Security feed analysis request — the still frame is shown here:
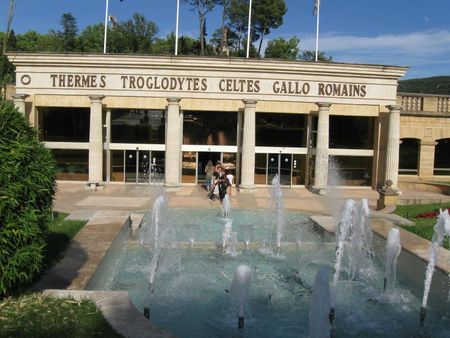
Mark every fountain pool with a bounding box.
[87,208,450,337]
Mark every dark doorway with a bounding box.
[197,152,221,182]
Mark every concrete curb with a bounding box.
[43,289,174,338]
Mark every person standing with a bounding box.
[205,160,215,191]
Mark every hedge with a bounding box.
[0,99,56,295]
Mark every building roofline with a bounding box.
[6,52,408,80]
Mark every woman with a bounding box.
[204,160,215,191]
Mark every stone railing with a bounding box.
[398,92,450,114]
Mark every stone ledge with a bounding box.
[43,289,174,338]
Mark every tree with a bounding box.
[78,24,104,53]
[252,0,286,56]
[300,50,333,62]
[264,36,299,60]
[214,0,231,55]
[184,0,216,56]
[0,99,56,295]
[16,30,40,52]
[151,33,176,55]
[226,0,249,52]
[59,13,78,52]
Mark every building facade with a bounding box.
[8,53,412,191]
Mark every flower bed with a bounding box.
[416,208,450,219]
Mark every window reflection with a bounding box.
[111,109,165,144]
[183,111,237,145]
[51,149,89,181]
[329,156,372,186]
[254,153,267,184]
[329,116,374,149]
[256,113,306,147]
[41,107,90,142]
[399,138,419,175]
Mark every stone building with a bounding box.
[8,53,447,193]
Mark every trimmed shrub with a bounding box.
[0,99,56,295]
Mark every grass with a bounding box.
[394,202,450,250]
[0,212,124,338]
[0,293,122,338]
[42,212,87,269]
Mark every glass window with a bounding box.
[222,153,237,178]
[151,151,165,182]
[183,111,237,145]
[111,109,165,144]
[329,116,374,149]
[182,151,197,183]
[434,138,450,175]
[111,150,124,182]
[51,149,89,181]
[292,154,306,185]
[329,156,372,186]
[399,138,419,175]
[256,113,306,147]
[255,153,267,185]
[41,107,90,142]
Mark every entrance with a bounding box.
[197,152,221,181]
[125,150,150,183]
[268,153,292,185]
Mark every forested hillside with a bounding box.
[398,76,450,95]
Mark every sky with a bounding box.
[1,0,450,79]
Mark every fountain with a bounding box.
[420,209,450,325]
[270,174,285,254]
[230,264,252,329]
[330,199,373,322]
[222,219,232,254]
[384,228,401,293]
[86,196,450,337]
[308,267,331,338]
[222,194,231,219]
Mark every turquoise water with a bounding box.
[88,208,450,337]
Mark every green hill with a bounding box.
[398,76,450,95]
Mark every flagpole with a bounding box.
[246,0,252,58]
[314,0,320,62]
[175,0,180,56]
[103,0,109,54]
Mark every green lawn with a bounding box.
[394,202,450,250]
[0,293,122,338]
[0,212,124,338]
[42,212,87,269]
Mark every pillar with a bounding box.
[88,95,104,187]
[12,94,28,117]
[385,105,402,190]
[164,98,182,188]
[418,140,436,179]
[105,109,112,183]
[312,102,331,194]
[240,99,257,189]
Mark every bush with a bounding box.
[0,99,56,295]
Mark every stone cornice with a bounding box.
[6,53,408,80]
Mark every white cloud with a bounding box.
[299,30,450,77]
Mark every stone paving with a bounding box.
[39,182,450,338]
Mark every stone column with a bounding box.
[12,94,29,117]
[105,109,112,183]
[385,105,402,190]
[88,95,104,188]
[312,102,331,194]
[240,99,257,189]
[164,98,182,188]
[418,140,436,179]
